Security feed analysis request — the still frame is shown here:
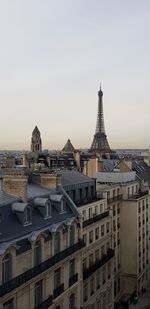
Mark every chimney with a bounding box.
[32,172,62,189]
[2,170,28,202]
[73,150,81,171]
[83,157,98,178]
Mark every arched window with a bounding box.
[69,294,75,309]
[34,240,41,266]
[54,232,60,254]
[69,225,75,246]
[24,207,31,225]
[2,253,12,283]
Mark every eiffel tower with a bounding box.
[90,84,111,158]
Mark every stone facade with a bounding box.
[31,126,42,153]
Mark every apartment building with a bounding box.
[97,184,122,303]
[121,181,149,294]
[61,170,114,309]
[96,161,150,305]
[0,171,83,309]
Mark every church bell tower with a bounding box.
[31,126,42,153]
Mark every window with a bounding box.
[95,249,99,262]
[127,187,130,197]
[24,207,31,225]
[102,266,106,284]
[89,231,93,243]
[100,204,103,213]
[108,262,111,279]
[106,242,110,251]
[89,253,93,266]
[83,283,88,302]
[69,225,75,246]
[69,259,75,278]
[95,227,99,240]
[83,233,87,245]
[2,254,12,283]
[89,208,92,218]
[35,281,42,307]
[106,222,109,233]
[85,187,89,199]
[69,294,75,309]
[101,225,104,236]
[54,231,60,254]
[96,271,100,289]
[95,205,98,215]
[45,202,51,218]
[82,210,86,220]
[3,299,13,309]
[83,258,87,271]
[101,245,105,257]
[79,188,82,201]
[73,190,76,202]
[113,219,116,231]
[91,186,94,198]
[54,268,61,290]
[108,288,112,304]
[113,189,116,199]
[61,199,66,213]
[96,302,101,309]
[90,277,94,295]
[34,240,41,266]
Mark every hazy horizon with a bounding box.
[0,0,150,150]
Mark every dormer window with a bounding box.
[11,203,32,226]
[34,198,51,219]
[45,201,51,218]
[24,207,31,225]
[50,194,65,214]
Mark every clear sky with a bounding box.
[0,0,150,150]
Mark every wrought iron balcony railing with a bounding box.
[69,273,78,287]
[127,190,148,200]
[107,195,123,204]
[83,211,109,227]
[0,240,85,297]
[83,248,114,280]
[35,295,53,309]
[53,283,64,299]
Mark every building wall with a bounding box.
[0,223,83,309]
[79,199,114,309]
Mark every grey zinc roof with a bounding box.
[61,170,95,186]
[11,202,28,213]
[0,181,80,243]
[27,183,54,199]
[132,160,150,182]
[102,159,118,172]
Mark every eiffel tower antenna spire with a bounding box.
[90,84,111,158]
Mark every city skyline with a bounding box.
[1,0,150,150]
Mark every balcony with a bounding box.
[76,197,102,207]
[83,211,109,227]
[0,240,85,297]
[107,195,123,204]
[53,283,64,299]
[127,191,148,200]
[69,273,78,287]
[83,248,114,280]
[35,295,53,309]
